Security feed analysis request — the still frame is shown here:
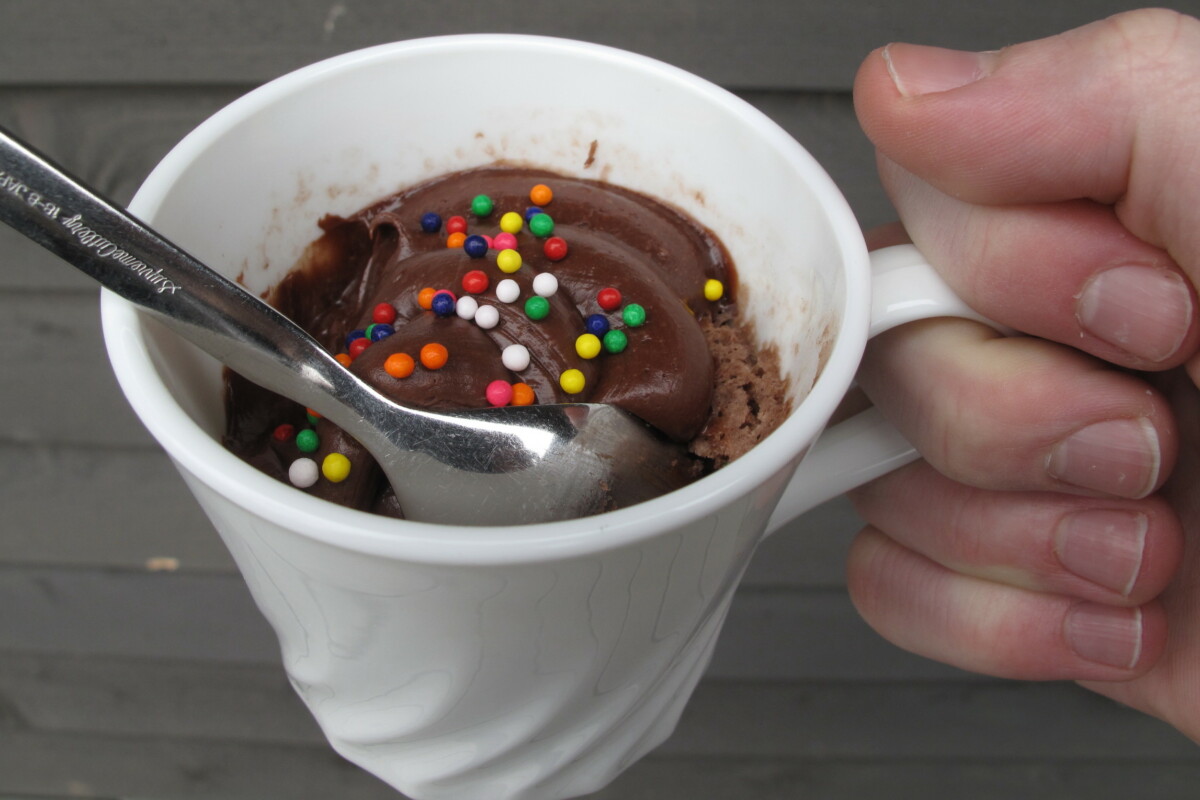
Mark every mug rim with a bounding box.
[100,33,871,565]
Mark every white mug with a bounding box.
[100,35,994,800]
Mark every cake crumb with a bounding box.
[691,310,791,467]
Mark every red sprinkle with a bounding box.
[272,423,295,442]
[597,287,622,311]
[462,269,489,294]
[543,236,568,261]
[349,337,371,359]
[446,215,468,235]
[373,302,397,324]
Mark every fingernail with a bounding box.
[1065,604,1143,669]
[1047,418,1161,498]
[1077,265,1194,363]
[1055,510,1148,596]
[882,43,997,97]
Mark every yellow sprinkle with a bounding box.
[496,248,523,274]
[575,333,602,359]
[703,278,725,302]
[499,211,524,234]
[322,453,352,483]
[559,369,586,394]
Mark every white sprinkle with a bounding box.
[456,295,479,320]
[288,458,319,488]
[474,304,500,329]
[496,279,521,303]
[502,344,531,371]
[532,272,559,297]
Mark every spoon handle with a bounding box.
[0,125,388,429]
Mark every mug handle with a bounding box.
[765,244,1012,535]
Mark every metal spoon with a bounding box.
[0,126,694,525]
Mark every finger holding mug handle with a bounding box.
[767,243,1013,532]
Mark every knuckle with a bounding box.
[1104,9,1200,82]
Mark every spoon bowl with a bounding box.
[0,126,693,525]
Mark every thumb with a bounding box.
[854,9,1200,264]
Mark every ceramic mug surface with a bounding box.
[100,34,962,800]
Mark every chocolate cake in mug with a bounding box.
[223,166,791,517]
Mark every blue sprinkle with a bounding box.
[346,329,366,348]
[431,293,456,317]
[524,205,543,221]
[463,234,488,258]
[420,212,442,233]
[369,323,395,341]
[584,314,610,336]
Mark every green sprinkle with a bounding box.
[528,212,554,237]
[470,194,494,217]
[602,329,628,354]
[524,295,551,321]
[622,303,647,327]
[295,428,320,453]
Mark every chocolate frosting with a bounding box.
[224,167,738,516]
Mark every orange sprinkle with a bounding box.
[334,353,353,368]
[417,287,437,309]
[420,342,449,370]
[306,407,322,420]
[511,382,536,406]
[529,184,553,206]
[446,231,467,248]
[384,352,415,379]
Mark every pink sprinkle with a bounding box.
[493,232,518,251]
[482,235,495,249]
[486,380,514,407]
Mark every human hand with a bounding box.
[849,8,1200,740]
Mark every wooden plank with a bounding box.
[0,565,970,680]
[746,495,862,589]
[2,649,1190,759]
[0,86,246,210]
[603,759,1200,800]
[0,443,227,570]
[5,743,1200,800]
[0,226,93,293]
[664,681,1197,760]
[0,568,281,666]
[7,742,1200,800]
[0,653,320,744]
[0,730,399,799]
[0,294,154,447]
[713,588,974,681]
[744,90,889,229]
[1,0,1193,89]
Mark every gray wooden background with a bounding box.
[3,2,1199,798]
